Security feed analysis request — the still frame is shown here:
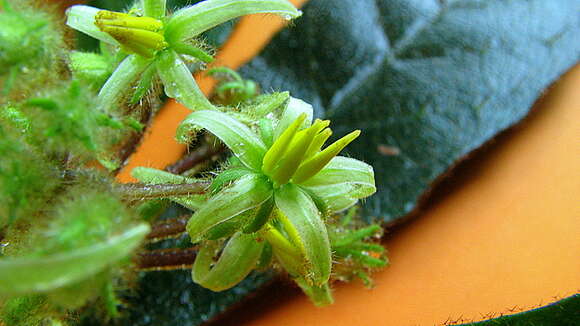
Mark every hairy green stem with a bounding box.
[116,182,209,199]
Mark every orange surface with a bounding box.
[115,2,580,325]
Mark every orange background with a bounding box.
[116,2,580,325]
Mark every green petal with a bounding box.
[65,5,120,46]
[274,97,313,140]
[177,110,267,170]
[300,156,376,213]
[143,0,166,19]
[0,224,149,295]
[187,174,272,242]
[156,49,214,111]
[131,167,207,210]
[165,0,302,45]
[274,184,331,285]
[192,232,264,291]
[97,54,152,112]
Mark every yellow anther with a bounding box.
[96,11,163,32]
[270,119,328,185]
[262,113,307,175]
[95,10,167,57]
[292,130,361,184]
[99,26,168,49]
[304,128,332,159]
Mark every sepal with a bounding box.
[97,54,152,112]
[192,232,264,291]
[66,6,120,46]
[187,173,272,242]
[274,97,313,139]
[177,110,267,170]
[156,50,214,111]
[165,0,302,45]
[300,156,376,213]
[274,184,331,285]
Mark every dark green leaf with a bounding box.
[457,294,580,326]
[240,0,580,223]
[115,270,274,326]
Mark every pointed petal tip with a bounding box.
[291,129,362,184]
[312,119,330,130]
[350,129,362,138]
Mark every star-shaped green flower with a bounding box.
[65,0,301,111]
[175,96,376,304]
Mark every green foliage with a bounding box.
[30,187,136,256]
[0,188,148,294]
[0,124,60,228]
[69,51,116,90]
[0,3,48,71]
[0,187,148,325]
[0,10,145,323]
[46,271,113,310]
[1,295,52,326]
[0,0,66,100]
[22,81,127,163]
[240,0,580,223]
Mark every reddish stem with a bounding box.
[147,216,189,242]
[136,247,198,271]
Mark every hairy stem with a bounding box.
[116,182,209,199]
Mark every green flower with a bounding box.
[176,96,376,305]
[65,0,301,111]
